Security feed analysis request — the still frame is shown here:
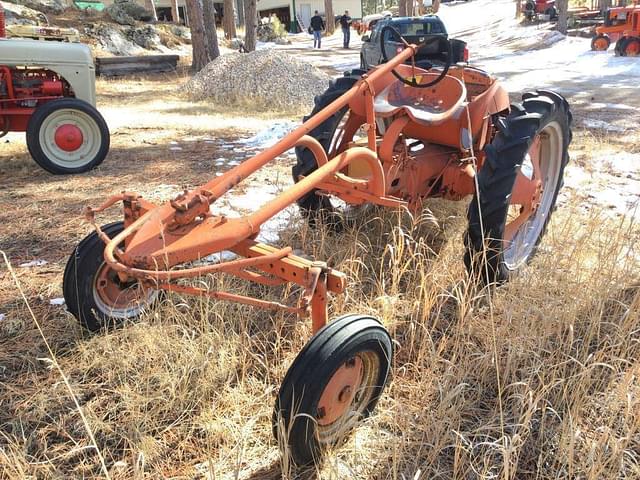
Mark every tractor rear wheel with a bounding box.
[614,38,627,56]
[26,98,109,175]
[273,314,392,466]
[63,222,158,332]
[591,34,610,51]
[622,38,640,56]
[293,71,365,226]
[465,90,572,285]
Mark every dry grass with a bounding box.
[0,194,638,478]
[1,75,639,479]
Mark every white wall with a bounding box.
[256,0,362,23]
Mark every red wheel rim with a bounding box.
[94,264,144,311]
[593,37,608,51]
[54,123,84,152]
[317,356,364,426]
[625,41,640,56]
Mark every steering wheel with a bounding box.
[380,25,453,89]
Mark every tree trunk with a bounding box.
[399,0,406,17]
[325,0,335,34]
[243,0,257,51]
[223,0,237,39]
[556,0,569,34]
[171,0,179,23]
[432,0,441,14]
[185,0,210,71]
[202,0,220,59]
[406,0,413,16]
[145,0,158,21]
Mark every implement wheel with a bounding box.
[465,90,572,284]
[273,314,392,466]
[63,222,157,332]
[26,98,109,174]
[591,34,610,51]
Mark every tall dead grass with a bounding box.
[0,199,638,479]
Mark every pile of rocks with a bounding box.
[184,49,330,111]
[105,0,153,26]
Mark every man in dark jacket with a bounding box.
[310,11,324,49]
[339,10,351,48]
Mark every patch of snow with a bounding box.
[238,121,298,150]
[0,314,5,322]
[169,146,183,151]
[582,119,627,133]
[49,298,65,306]
[19,260,47,268]
[588,103,635,111]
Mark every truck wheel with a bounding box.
[465,90,572,285]
[623,38,640,56]
[545,6,557,19]
[26,98,110,175]
[63,222,158,332]
[591,34,610,51]
[273,314,392,466]
[293,72,364,226]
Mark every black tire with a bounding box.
[360,53,367,70]
[273,314,392,466]
[63,222,156,332]
[464,90,572,285]
[591,34,611,51]
[26,98,110,175]
[545,6,557,19]
[293,72,362,222]
[614,38,627,56]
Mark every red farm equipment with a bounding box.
[591,1,640,51]
[0,4,109,174]
[63,28,572,466]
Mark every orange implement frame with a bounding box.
[84,42,513,333]
[85,46,423,333]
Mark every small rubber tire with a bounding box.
[63,222,156,332]
[293,72,362,222]
[591,34,611,51]
[272,314,393,466]
[464,90,572,285]
[26,98,110,175]
[623,38,640,57]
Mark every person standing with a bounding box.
[310,10,324,49]
[339,10,351,48]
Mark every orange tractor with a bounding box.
[591,1,640,53]
[614,7,640,56]
[63,29,572,466]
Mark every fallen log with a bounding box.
[95,54,180,76]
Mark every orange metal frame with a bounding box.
[86,44,515,333]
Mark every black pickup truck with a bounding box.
[360,16,467,70]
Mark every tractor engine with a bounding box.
[0,67,68,107]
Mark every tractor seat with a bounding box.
[373,72,467,126]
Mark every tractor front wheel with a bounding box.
[465,90,572,284]
[273,314,392,466]
[26,98,110,175]
[63,222,158,332]
[591,34,610,51]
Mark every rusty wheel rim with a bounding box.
[315,350,381,445]
[593,37,609,51]
[503,121,563,270]
[93,262,156,319]
[625,41,640,56]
